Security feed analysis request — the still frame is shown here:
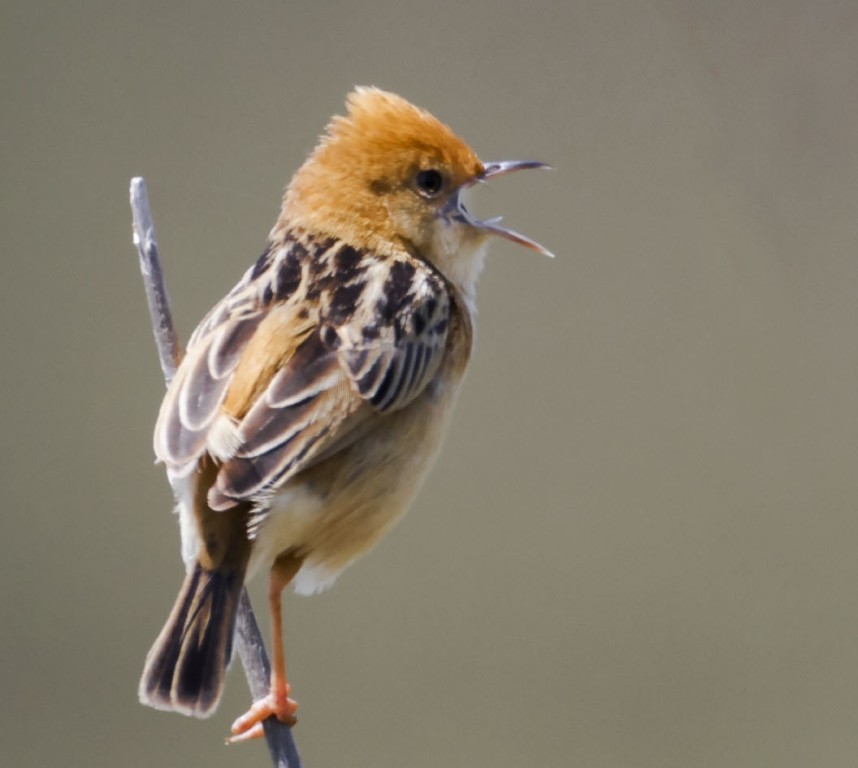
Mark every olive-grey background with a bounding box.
[3,1,858,766]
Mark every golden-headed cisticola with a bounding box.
[139,87,551,742]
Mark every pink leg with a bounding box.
[229,554,302,743]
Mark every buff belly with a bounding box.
[246,375,462,595]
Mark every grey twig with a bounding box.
[129,177,301,768]
[130,178,181,386]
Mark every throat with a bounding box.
[438,238,488,315]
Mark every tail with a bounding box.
[139,561,246,717]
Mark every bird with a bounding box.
[138,86,552,742]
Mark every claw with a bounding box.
[227,687,298,744]
[226,722,265,744]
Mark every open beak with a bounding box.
[452,160,554,258]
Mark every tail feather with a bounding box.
[139,561,245,718]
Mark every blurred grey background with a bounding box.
[2,1,858,766]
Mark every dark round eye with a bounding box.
[414,168,444,198]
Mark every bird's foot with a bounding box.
[227,684,298,743]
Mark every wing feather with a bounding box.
[337,270,450,412]
[209,334,362,510]
[155,314,264,467]
[207,259,451,513]
[156,241,454,522]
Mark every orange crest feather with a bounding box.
[277,87,483,251]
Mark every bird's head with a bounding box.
[280,87,551,295]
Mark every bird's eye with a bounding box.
[414,169,444,198]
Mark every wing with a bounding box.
[154,237,308,471]
[155,235,453,515]
[153,310,264,472]
[335,258,451,412]
[207,327,362,510]
[206,253,453,512]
